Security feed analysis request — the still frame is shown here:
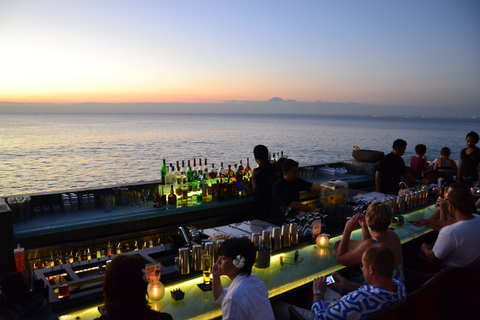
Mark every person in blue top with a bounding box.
[273,244,406,320]
[310,244,406,320]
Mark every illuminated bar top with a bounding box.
[58,205,435,320]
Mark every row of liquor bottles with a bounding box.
[33,240,159,270]
[155,153,283,207]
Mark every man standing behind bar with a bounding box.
[270,159,322,223]
[236,145,277,219]
[375,139,415,195]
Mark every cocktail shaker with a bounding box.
[290,223,298,245]
[251,232,261,247]
[192,244,202,271]
[282,225,291,247]
[272,227,282,250]
[178,247,190,275]
[263,230,272,249]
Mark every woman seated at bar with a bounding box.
[433,146,458,183]
[95,255,172,320]
[335,201,404,284]
[212,238,275,320]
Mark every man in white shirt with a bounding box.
[421,186,480,267]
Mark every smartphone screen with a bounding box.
[326,275,335,285]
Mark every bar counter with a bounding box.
[58,205,436,320]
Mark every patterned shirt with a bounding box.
[311,279,406,320]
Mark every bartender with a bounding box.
[270,159,323,224]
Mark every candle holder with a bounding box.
[316,234,330,247]
[147,281,165,301]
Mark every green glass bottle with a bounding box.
[161,158,167,185]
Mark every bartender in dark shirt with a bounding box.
[270,159,322,223]
[375,139,416,195]
[236,145,277,219]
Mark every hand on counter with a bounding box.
[413,218,427,227]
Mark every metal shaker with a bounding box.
[263,230,272,249]
[192,244,202,271]
[290,223,298,245]
[251,232,261,247]
[272,227,282,251]
[282,225,291,247]
[178,247,190,275]
[204,241,215,269]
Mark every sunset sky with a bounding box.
[1,0,479,110]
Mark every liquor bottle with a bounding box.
[57,252,63,265]
[106,241,112,256]
[68,251,74,264]
[164,166,171,185]
[82,249,87,261]
[197,158,203,180]
[87,248,92,260]
[193,158,198,181]
[142,241,147,250]
[187,160,194,185]
[244,158,252,179]
[218,162,225,180]
[226,164,234,178]
[161,158,167,185]
[116,243,122,254]
[96,247,101,259]
[280,151,284,158]
[168,184,177,205]
[168,164,176,186]
[209,163,217,181]
[125,243,130,252]
[76,250,82,262]
[134,241,139,251]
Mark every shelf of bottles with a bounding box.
[158,157,256,208]
[7,152,285,225]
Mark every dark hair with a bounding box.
[466,131,479,144]
[366,201,393,232]
[275,157,287,175]
[392,139,407,150]
[217,238,256,276]
[440,147,451,157]
[414,144,427,156]
[253,145,269,162]
[363,243,395,278]
[447,186,476,215]
[281,159,299,173]
[103,255,149,317]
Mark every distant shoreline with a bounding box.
[0,101,478,118]
[0,111,478,120]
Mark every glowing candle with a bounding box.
[147,281,165,301]
[316,234,329,247]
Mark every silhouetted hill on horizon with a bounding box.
[0,99,478,118]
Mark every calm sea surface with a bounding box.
[1,113,478,197]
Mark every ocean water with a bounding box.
[0,113,478,197]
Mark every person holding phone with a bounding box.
[273,244,406,320]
